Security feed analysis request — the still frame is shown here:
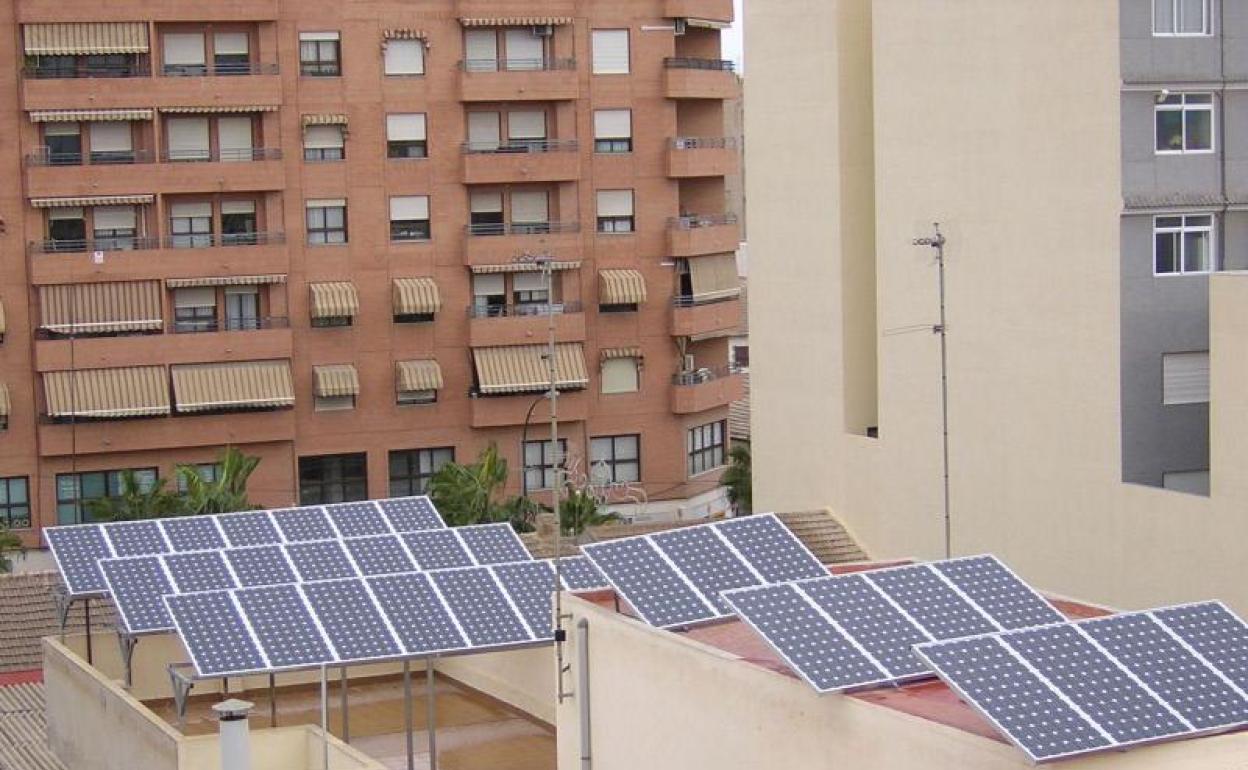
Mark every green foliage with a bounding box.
[0,525,23,574]
[85,471,183,522]
[175,447,260,515]
[559,489,617,536]
[722,442,752,515]
[429,444,513,526]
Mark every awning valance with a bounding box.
[24,22,149,55]
[473,343,588,394]
[688,254,741,302]
[0,384,9,418]
[684,18,731,29]
[171,361,294,413]
[309,282,359,319]
[383,28,429,40]
[30,109,153,123]
[460,17,573,26]
[469,261,580,275]
[160,105,279,114]
[396,360,444,392]
[313,365,359,398]
[38,281,163,334]
[44,366,170,418]
[166,275,286,289]
[302,114,349,127]
[393,278,441,315]
[600,346,641,361]
[31,194,152,208]
[598,269,647,305]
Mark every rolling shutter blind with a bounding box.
[163,33,206,65]
[89,122,132,153]
[508,110,546,139]
[214,32,249,55]
[171,202,213,219]
[304,125,343,149]
[467,112,501,147]
[44,123,80,137]
[300,31,340,42]
[597,190,634,217]
[504,28,543,69]
[512,272,545,292]
[470,191,503,214]
[601,357,639,394]
[591,29,629,74]
[387,114,427,141]
[167,117,210,159]
[174,287,216,308]
[385,39,425,74]
[1162,351,1210,405]
[93,206,136,230]
[473,274,505,295]
[594,110,631,139]
[218,117,253,159]
[221,201,255,215]
[464,29,497,62]
[390,196,429,221]
[510,191,548,223]
[48,207,84,221]
[688,254,741,301]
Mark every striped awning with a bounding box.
[470,261,580,275]
[30,195,153,208]
[24,22,149,55]
[171,361,294,413]
[598,269,647,305]
[600,346,641,361]
[0,383,9,417]
[44,366,170,419]
[166,275,286,289]
[689,254,742,302]
[160,105,279,114]
[302,114,349,127]
[473,343,588,394]
[30,109,153,123]
[383,28,429,40]
[393,278,441,316]
[313,365,360,397]
[460,17,573,26]
[309,282,359,319]
[38,281,163,334]
[396,360,444,392]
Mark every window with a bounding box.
[463,29,499,72]
[512,271,549,309]
[390,196,431,241]
[221,201,258,245]
[387,113,428,158]
[298,453,367,504]
[315,394,356,411]
[592,29,629,74]
[384,39,425,75]
[174,287,217,332]
[594,109,632,153]
[43,123,82,165]
[523,439,567,492]
[1155,214,1214,274]
[687,420,726,476]
[596,190,635,233]
[56,468,157,525]
[507,109,547,149]
[469,191,505,235]
[510,190,549,233]
[398,388,437,405]
[169,202,214,248]
[166,116,211,161]
[88,122,134,164]
[1154,0,1210,36]
[504,27,545,71]
[303,125,345,161]
[225,286,260,330]
[163,33,207,76]
[389,447,453,496]
[601,357,640,394]
[472,274,507,316]
[176,463,221,493]
[47,207,87,251]
[731,343,750,369]
[306,200,348,244]
[218,116,254,162]
[213,32,250,74]
[299,32,341,76]
[92,206,138,250]
[590,435,640,485]
[312,316,352,328]
[0,477,31,530]
[1162,351,1209,405]
[467,111,501,152]
[1156,93,1213,153]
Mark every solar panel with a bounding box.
[798,574,931,678]
[284,540,357,582]
[159,517,225,552]
[932,556,1064,630]
[378,496,444,532]
[217,511,283,547]
[402,530,474,570]
[368,573,466,655]
[866,565,998,640]
[225,545,297,587]
[713,514,826,582]
[44,526,114,596]
[100,557,175,634]
[429,567,532,647]
[343,535,415,576]
[651,526,761,614]
[493,561,558,640]
[457,523,532,565]
[1154,602,1248,692]
[271,507,335,542]
[581,537,717,628]
[301,579,402,661]
[103,521,169,557]
[555,555,609,591]
[324,501,389,537]
[165,551,236,594]
[235,584,334,668]
[165,591,267,678]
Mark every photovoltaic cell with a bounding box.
[713,514,826,583]
[165,591,266,677]
[44,526,113,596]
[343,535,415,576]
[301,580,401,660]
[798,574,931,678]
[217,512,283,547]
[324,502,389,538]
[378,496,444,532]
[100,557,174,634]
[271,507,335,543]
[555,555,609,591]
[368,573,466,654]
[235,584,334,668]
[493,561,558,640]
[159,517,225,553]
[429,568,531,647]
[103,521,169,557]
[457,523,531,565]
[402,530,474,570]
[933,556,1064,630]
[651,527,760,614]
[285,540,357,582]
[165,551,236,594]
[225,545,297,587]
[867,565,998,640]
[581,537,716,628]
[1154,602,1248,693]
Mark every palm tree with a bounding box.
[176,447,260,515]
[722,443,752,515]
[0,525,23,574]
[86,471,183,522]
[428,444,511,526]
[559,489,617,537]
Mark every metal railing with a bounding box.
[23,63,151,79]
[462,139,578,154]
[468,301,583,319]
[670,136,739,150]
[160,62,280,77]
[30,236,160,254]
[663,57,735,71]
[161,231,286,249]
[672,291,741,308]
[26,149,157,166]
[171,316,290,334]
[667,213,738,230]
[460,57,577,72]
[466,221,579,237]
[672,363,743,386]
[160,147,283,163]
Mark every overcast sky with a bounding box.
[724,0,744,70]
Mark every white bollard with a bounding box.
[212,698,255,770]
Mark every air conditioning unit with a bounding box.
[532,24,554,37]
[673,18,687,35]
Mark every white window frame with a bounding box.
[1153,213,1215,275]
[1155,92,1215,155]
[1153,0,1212,37]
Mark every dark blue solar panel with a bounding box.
[493,561,558,640]
[798,575,931,678]
[271,507,335,542]
[217,512,282,547]
[368,573,466,655]
[343,535,415,576]
[160,517,225,552]
[457,524,531,565]
[165,551,236,594]
[324,501,389,537]
[225,545,296,587]
[166,591,266,677]
[402,530,474,570]
[933,556,1064,630]
[917,637,1112,762]
[302,580,401,661]
[651,527,760,614]
[867,565,997,640]
[429,568,531,647]
[713,514,826,583]
[722,583,888,692]
[235,584,334,668]
[100,557,174,633]
[45,526,113,596]
[284,541,357,582]
[1155,603,1248,693]
[378,497,445,532]
[556,556,608,591]
[103,521,169,557]
[1003,625,1187,744]
[1082,613,1248,731]
[582,537,716,628]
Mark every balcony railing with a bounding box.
[466,221,579,237]
[23,62,151,79]
[460,57,577,72]
[670,137,739,150]
[462,139,578,154]
[663,57,736,72]
[673,292,740,308]
[160,148,283,163]
[468,301,583,319]
[160,232,286,249]
[672,363,743,386]
[26,149,157,167]
[160,62,280,77]
[171,316,290,334]
[30,232,285,254]
[668,213,739,230]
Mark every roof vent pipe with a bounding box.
[213,698,254,770]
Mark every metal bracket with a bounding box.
[118,632,138,688]
[53,587,72,636]
[168,663,196,727]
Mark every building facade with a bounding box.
[0,0,743,548]
[749,0,1248,614]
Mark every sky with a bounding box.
[724,0,745,70]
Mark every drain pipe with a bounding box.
[212,699,254,770]
[577,618,592,770]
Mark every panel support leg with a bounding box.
[403,661,414,770]
[118,632,137,688]
[269,673,277,727]
[168,664,195,729]
[340,665,349,743]
[427,657,438,770]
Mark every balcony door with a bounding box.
[225,286,260,331]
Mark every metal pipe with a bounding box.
[320,666,329,770]
[84,599,93,665]
[577,618,592,770]
[912,224,951,559]
[427,658,438,770]
[403,661,414,770]
[340,665,349,742]
[268,673,276,727]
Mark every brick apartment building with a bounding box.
[0,0,743,548]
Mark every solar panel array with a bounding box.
[720,555,1065,693]
[580,513,827,628]
[915,601,1248,763]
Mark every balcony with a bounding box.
[467,303,586,347]
[671,294,742,338]
[455,0,574,17]
[469,388,588,428]
[15,0,278,21]
[35,323,291,372]
[664,0,733,21]
[25,149,284,197]
[663,58,738,100]
[458,59,579,102]
[21,65,282,111]
[667,137,739,178]
[38,408,294,457]
[671,365,745,414]
[29,233,288,285]
[462,141,581,184]
[667,214,740,256]
[464,222,580,266]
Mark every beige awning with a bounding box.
[473,343,588,394]
[460,17,573,26]
[309,282,359,319]
[393,278,441,316]
[160,105,279,114]
[0,298,6,336]
[384,28,429,40]
[0,383,9,417]
[38,281,163,334]
[44,366,170,418]
[600,346,641,361]
[470,261,580,275]
[30,109,153,123]
[31,195,152,208]
[24,22,149,55]
[685,18,731,29]
[302,114,349,127]
[396,360,444,392]
[598,269,647,305]
[688,254,741,302]
[166,275,286,289]
[171,361,294,413]
[313,365,359,398]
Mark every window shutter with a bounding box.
[390,196,429,221]
[512,272,546,292]
[306,198,347,209]
[92,206,136,230]
[89,122,132,153]
[387,113,427,141]
[470,191,503,214]
[596,189,634,217]
[473,274,505,295]
[601,358,639,394]
[167,117,210,158]
[507,110,547,140]
[221,201,255,215]
[464,29,497,62]
[467,112,501,147]
[504,28,543,69]
[174,287,217,308]
[48,207,84,221]
[1162,351,1210,405]
[300,31,340,42]
[163,33,206,65]
[44,122,80,137]
[303,125,344,149]
[384,39,425,74]
[510,191,548,223]
[171,202,213,219]
[217,117,253,159]
[594,109,631,139]
[591,29,629,74]
[213,32,249,55]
